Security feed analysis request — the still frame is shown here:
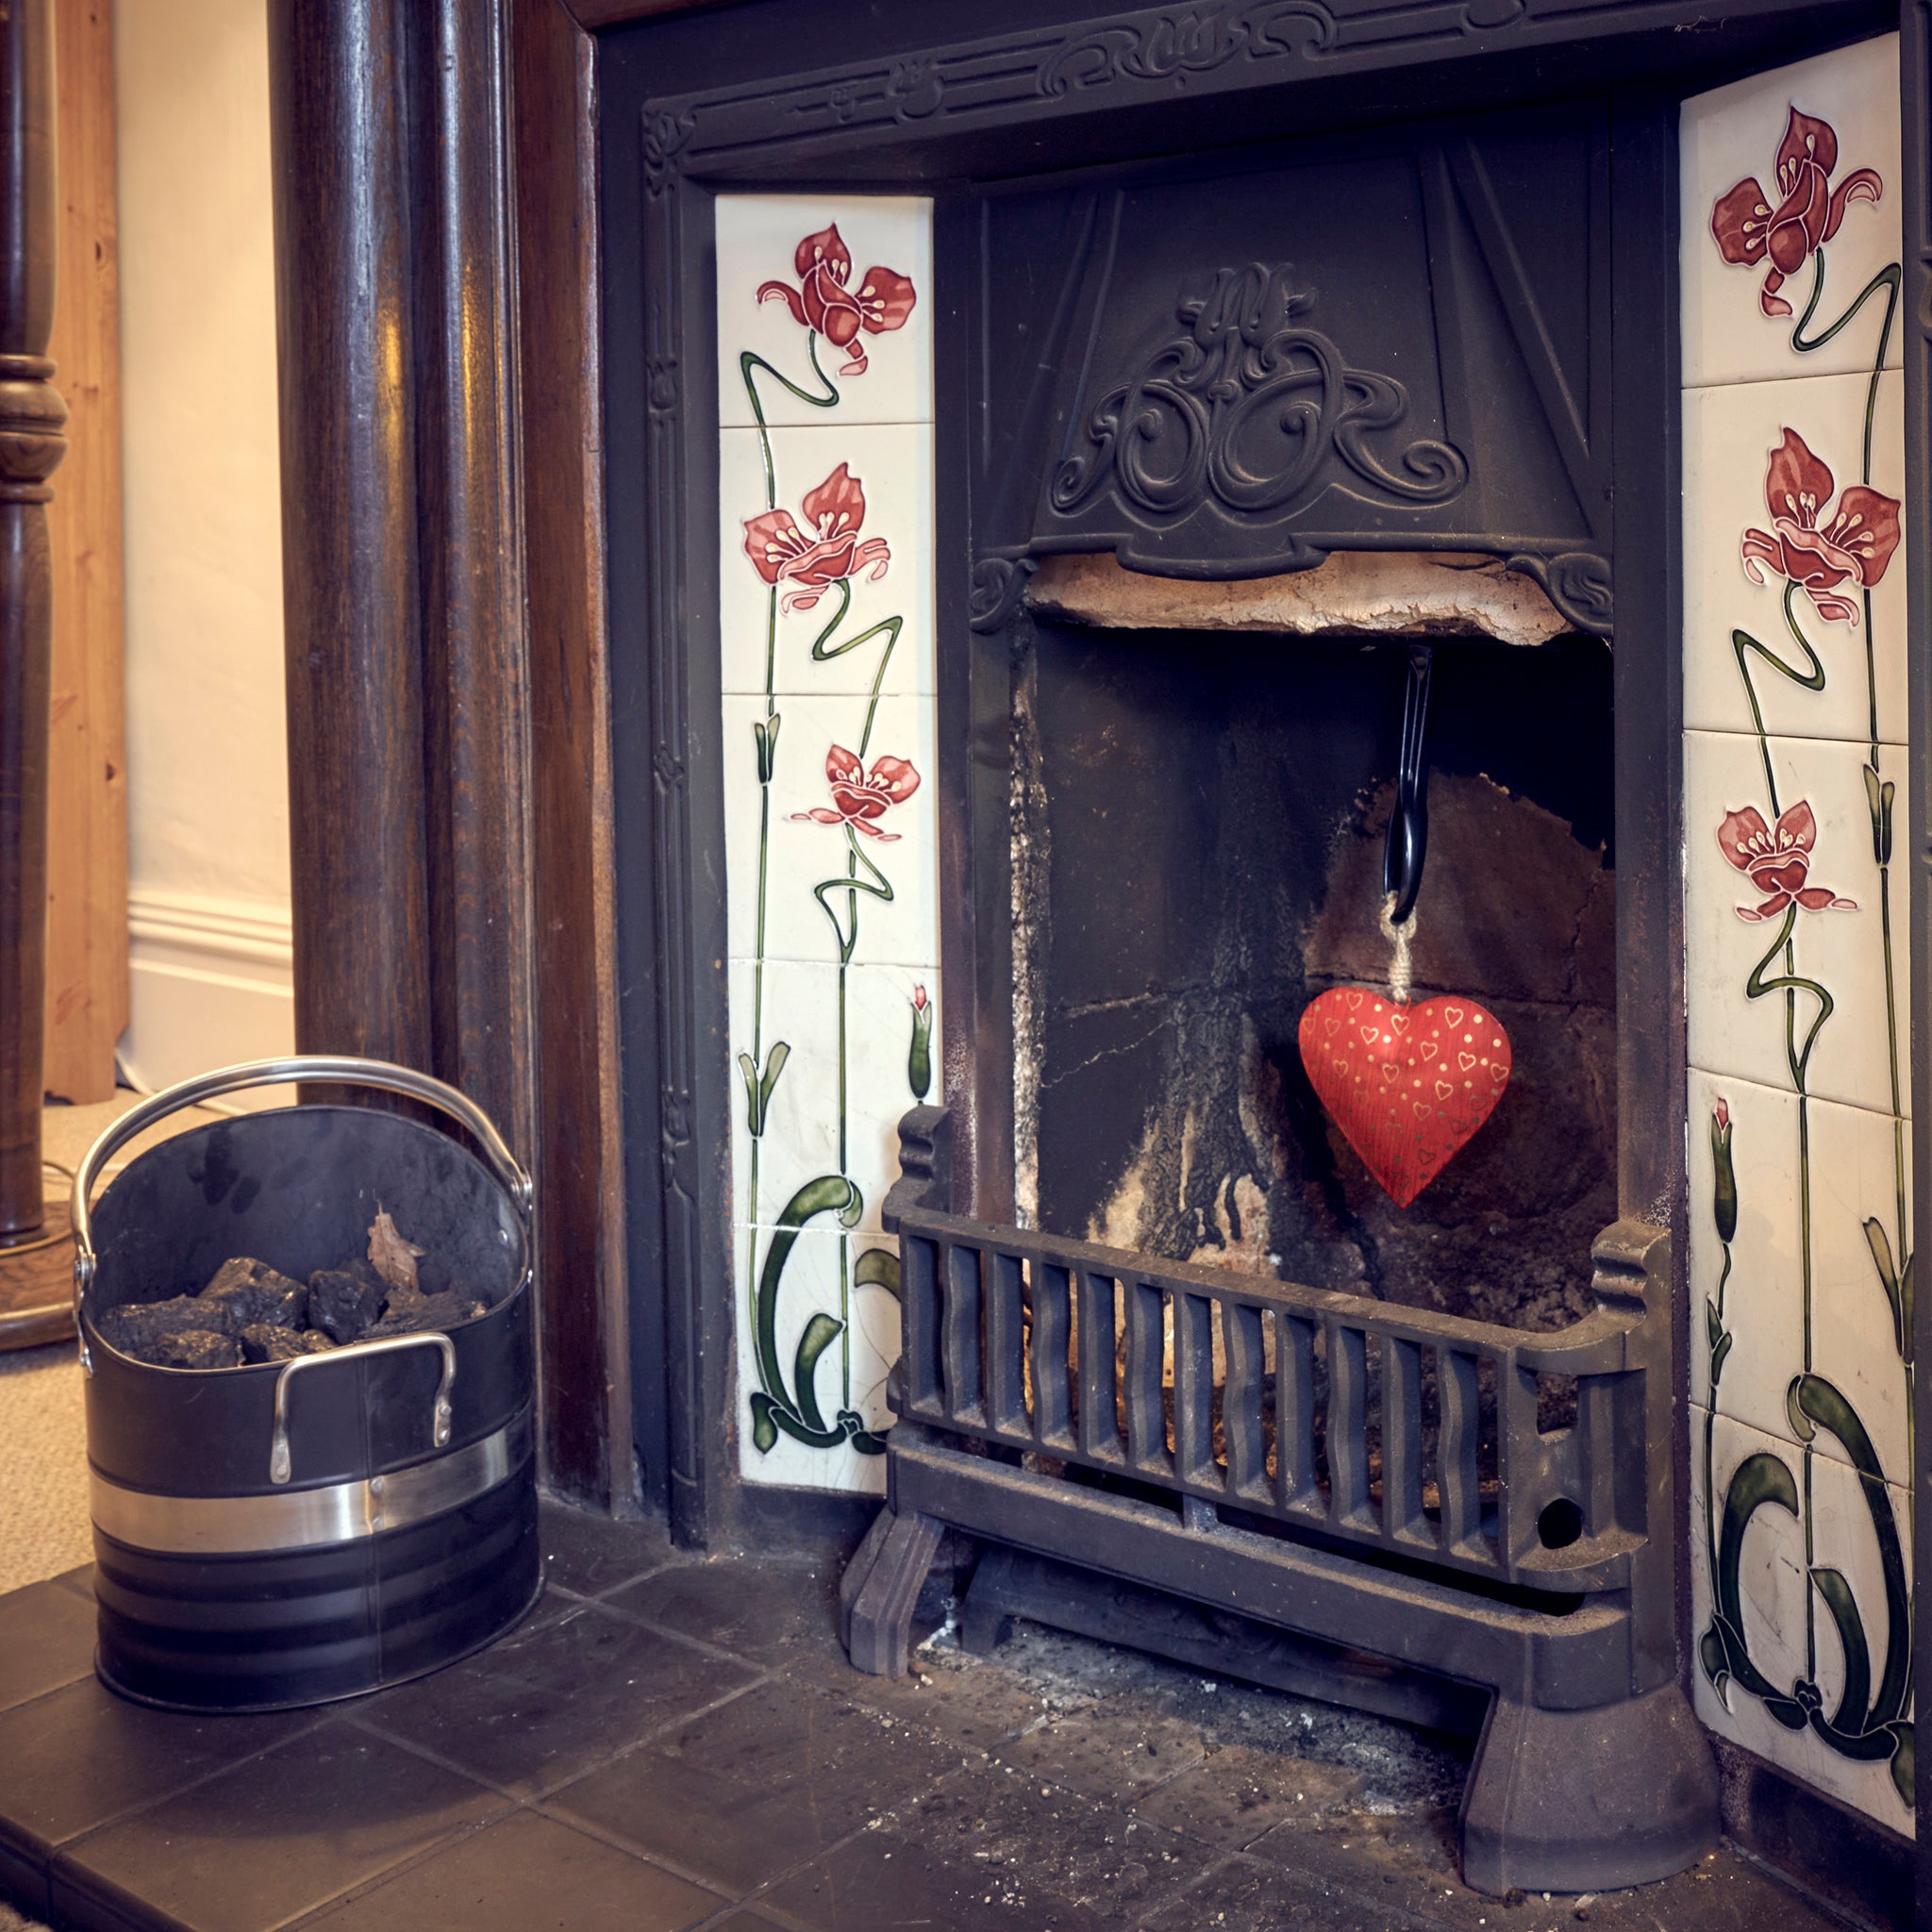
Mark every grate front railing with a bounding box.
[891,1202,1652,1595]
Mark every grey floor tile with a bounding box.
[0,1581,95,1718]
[605,1556,840,1665]
[897,1760,1218,1926]
[298,1808,724,1931]
[51,1720,507,1932]
[758,1823,1112,1932]
[0,1676,314,1866]
[538,1499,675,1598]
[353,1600,761,1797]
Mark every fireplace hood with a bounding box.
[971,104,1615,638]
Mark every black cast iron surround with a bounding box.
[596,0,1929,1878]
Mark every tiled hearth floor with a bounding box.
[0,1503,1866,1932]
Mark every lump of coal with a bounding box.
[240,1324,338,1366]
[147,1329,243,1371]
[198,1256,308,1331]
[367,1284,490,1338]
[308,1259,388,1344]
[97,1295,236,1360]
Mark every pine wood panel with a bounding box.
[42,0,126,1103]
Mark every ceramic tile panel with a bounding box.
[1680,34,1913,1832]
[1682,370,1907,744]
[715,195,933,429]
[1685,728,1909,1119]
[720,423,936,699]
[718,195,937,1491]
[721,690,940,972]
[728,958,939,1241]
[1689,1407,1913,1827]
[1686,1067,1910,1483]
[731,1224,900,1494]
[1681,35,1902,389]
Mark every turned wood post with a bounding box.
[0,0,66,1245]
[266,0,434,1079]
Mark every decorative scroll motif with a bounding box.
[642,109,695,196]
[1049,263,1468,527]
[885,58,944,119]
[967,554,1039,632]
[1039,3,1337,97]
[1504,550,1613,636]
[632,0,1629,184]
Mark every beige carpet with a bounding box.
[0,1091,226,1594]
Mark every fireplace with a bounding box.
[580,0,1927,1910]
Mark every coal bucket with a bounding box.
[70,1057,541,1712]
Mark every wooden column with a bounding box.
[0,0,67,1245]
[268,0,612,1491]
[266,0,434,1080]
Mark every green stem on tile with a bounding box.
[740,334,840,1414]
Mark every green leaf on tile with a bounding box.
[855,1246,902,1298]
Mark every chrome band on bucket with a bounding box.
[90,1408,531,1557]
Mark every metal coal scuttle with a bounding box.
[71,1057,541,1712]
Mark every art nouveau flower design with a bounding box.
[1711,106,1882,317]
[743,462,891,613]
[791,745,920,841]
[1740,429,1900,625]
[908,984,933,1101]
[758,223,917,375]
[1716,801,1856,922]
[1700,94,1912,1822]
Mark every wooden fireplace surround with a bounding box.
[271,11,1932,1874]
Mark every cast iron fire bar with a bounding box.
[841,1107,1718,1896]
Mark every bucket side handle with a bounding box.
[69,1057,535,1370]
[271,1330,457,1485]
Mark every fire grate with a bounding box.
[893,1206,1645,1599]
[841,1106,1718,1899]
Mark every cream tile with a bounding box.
[716,194,932,429]
[726,958,939,1238]
[1690,1406,1913,1829]
[1687,1068,1910,1481]
[1682,371,1907,744]
[733,1222,896,1495]
[1686,729,1910,1118]
[720,422,936,699]
[722,690,940,970]
[1681,34,1903,389]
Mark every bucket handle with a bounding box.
[70,1056,535,1365]
[271,1330,457,1485]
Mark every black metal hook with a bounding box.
[1382,644,1434,926]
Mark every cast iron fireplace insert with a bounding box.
[828,101,1709,1898]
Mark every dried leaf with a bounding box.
[368,1206,425,1291]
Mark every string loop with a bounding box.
[1379,892,1416,1005]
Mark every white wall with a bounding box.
[114,0,294,1091]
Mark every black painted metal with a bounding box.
[92,1460,540,1714]
[891,1197,1651,1596]
[990,110,1614,626]
[79,1104,539,1709]
[1384,644,1434,924]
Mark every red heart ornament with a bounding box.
[1297,989,1512,1208]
